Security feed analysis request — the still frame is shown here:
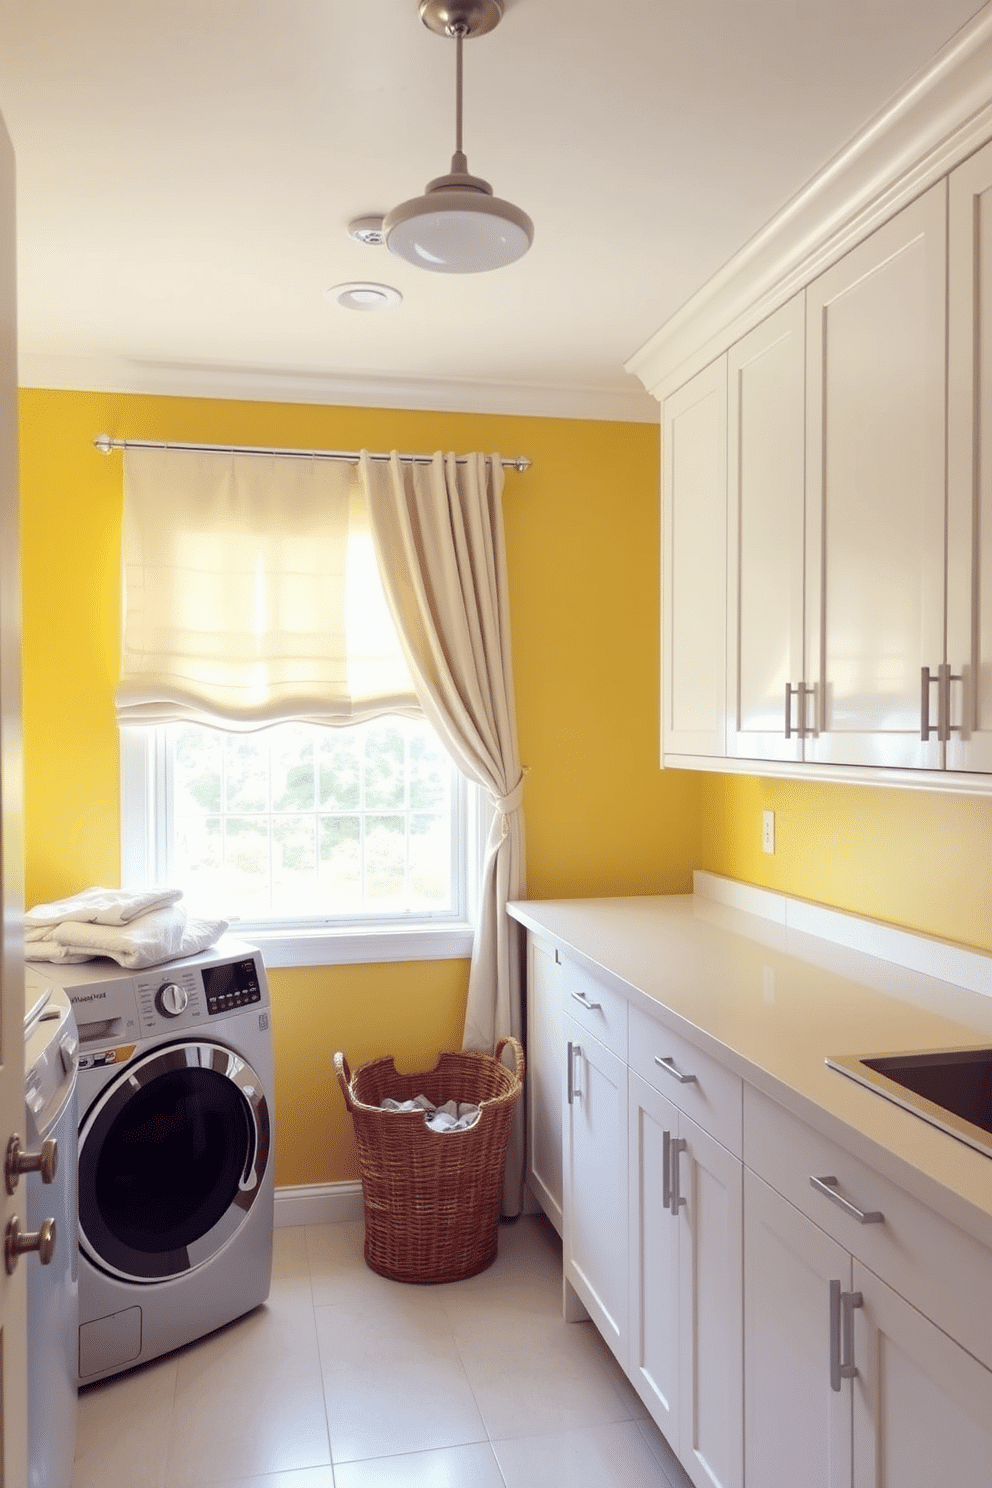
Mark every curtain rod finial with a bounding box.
[94,433,114,454]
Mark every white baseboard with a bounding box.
[274,1181,364,1228]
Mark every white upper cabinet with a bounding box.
[804,183,947,771]
[727,295,807,761]
[662,357,728,761]
[947,139,992,775]
[634,7,992,789]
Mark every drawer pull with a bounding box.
[829,1279,863,1391]
[811,1175,884,1226]
[655,1055,698,1085]
[571,990,602,1012]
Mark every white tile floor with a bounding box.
[71,1214,692,1488]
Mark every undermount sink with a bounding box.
[825,1047,992,1160]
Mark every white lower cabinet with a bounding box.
[744,1166,992,1488]
[562,1012,628,1368]
[525,935,564,1233]
[522,927,992,1488]
[629,1072,743,1488]
[744,1170,851,1488]
[852,1262,992,1487]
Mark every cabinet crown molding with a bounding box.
[627,3,992,402]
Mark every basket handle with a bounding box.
[333,1051,355,1113]
[494,1036,525,1086]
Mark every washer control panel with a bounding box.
[37,939,270,1048]
[201,957,262,1017]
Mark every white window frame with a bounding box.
[120,726,487,969]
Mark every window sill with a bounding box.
[230,921,476,969]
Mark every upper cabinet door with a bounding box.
[727,295,807,762]
[804,184,947,770]
[947,141,992,775]
[662,356,728,761]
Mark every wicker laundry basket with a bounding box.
[334,1037,525,1284]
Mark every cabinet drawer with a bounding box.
[560,959,628,1061]
[744,1084,992,1372]
[629,1002,742,1156]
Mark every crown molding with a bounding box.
[627,3,992,404]
[17,352,660,425]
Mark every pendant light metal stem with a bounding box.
[455,27,464,157]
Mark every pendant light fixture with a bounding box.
[383,0,533,274]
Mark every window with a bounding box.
[121,721,483,968]
[116,448,485,966]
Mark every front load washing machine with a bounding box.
[28,937,275,1384]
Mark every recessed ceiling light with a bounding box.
[326,282,403,312]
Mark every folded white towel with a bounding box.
[380,1094,481,1133]
[25,903,228,969]
[25,886,183,929]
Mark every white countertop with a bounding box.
[508,875,992,1250]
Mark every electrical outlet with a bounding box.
[762,810,775,854]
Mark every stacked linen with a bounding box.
[25,887,228,969]
[380,1093,482,1132]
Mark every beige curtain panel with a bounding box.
[116,448,419,728]
[361,450,526,1210]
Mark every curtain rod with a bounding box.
[93,434,531,472]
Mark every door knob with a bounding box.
[4,1216,56,1275]
[5,1134,58,1194]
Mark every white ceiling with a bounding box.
[0,0,986,421]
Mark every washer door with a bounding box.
[78,1040,270,1282]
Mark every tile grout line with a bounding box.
[302,1222,342,1485]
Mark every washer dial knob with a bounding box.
[155,982,188,1018]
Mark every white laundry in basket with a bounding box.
[380,1094,481,1132]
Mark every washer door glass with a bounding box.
[79,1041,270,1282]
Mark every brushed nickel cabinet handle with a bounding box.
[811,1175,883,1225]
[785,682,808,740]
[662,1128,671,1212]
[921,665,940,741]
[829,1279,863,1391]
[669,1136,687,1216]
[654,1055,698,1086]
[938,662,963,741]
[567,1042,581,1105]
[829,1279,842,1391]
[571,990,602,1012]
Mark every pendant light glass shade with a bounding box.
[384,0,532,274]
[384,158,533,273]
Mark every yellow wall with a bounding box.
[25,387,987,1189]
[695,772,992,954]
[19,387,699,1186]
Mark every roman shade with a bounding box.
[116,448,419,728]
